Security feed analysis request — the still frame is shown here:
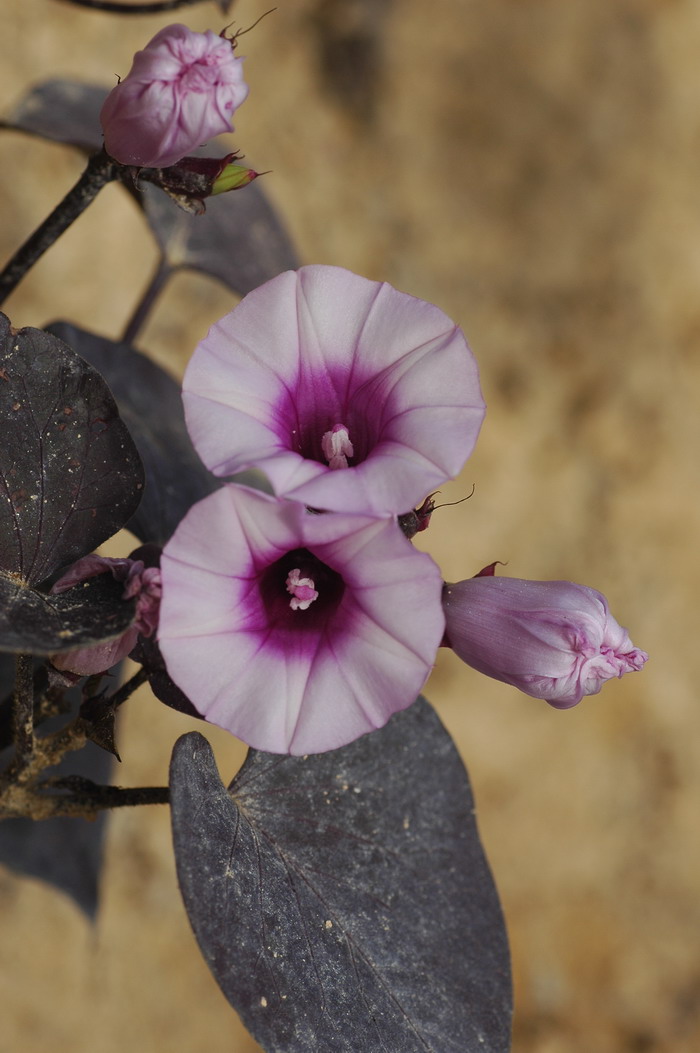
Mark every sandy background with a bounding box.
[1,0,699,1050]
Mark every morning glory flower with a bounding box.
[158,485,445,754]
[442,574,648,708]
[100,24,249,168]
[183,266,485,516]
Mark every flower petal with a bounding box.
[183,266,485,515]
[158,486,445,753]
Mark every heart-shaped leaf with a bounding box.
[170,700,512,1052]
[0,314,144,585]
[47,322,219,545]
[140,178,300,298]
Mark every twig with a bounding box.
[0,779,169,821]
[107,665,150,708]
[53,0,231,13]
[12,655,35,772]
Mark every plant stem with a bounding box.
[121,257,172,346]
[0,150,118,307]
[12,654,35,771]
[108,665,150,709]
[59,784,170,812]
[55,0,228,13]
[0,780,169,821]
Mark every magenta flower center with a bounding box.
[259,548,345,633]
[321,423,354,470]
[278,366,385,468]
[285,568,319,611]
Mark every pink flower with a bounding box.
[51,555,161,676]
[442,575,647,708]
[183,266,485,517]
[158,485,444,754]
[100,24,249,168]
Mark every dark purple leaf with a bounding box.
[141,178,300,297]
[0,314,144,585]
[79,692,121,760]
[131,633,202,720]
[170,699,512,1053]
[0,79,104,153]
[47,322,219,545]
[0,571,135,655]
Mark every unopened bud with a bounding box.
[100,23,249,169]
[50,555,161,677]
[442,574,647,708]
[211,162,258,195]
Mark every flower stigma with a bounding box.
[286,568,319,611]
[321,423,354,470]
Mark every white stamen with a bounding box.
[286,568,319,611]
[321,423,354,470]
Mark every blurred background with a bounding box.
[1,1,698,1050]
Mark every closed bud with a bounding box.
[100,23,249,169]
[211,161,258,194]
[442,575,647,708]
[50,555,161,677]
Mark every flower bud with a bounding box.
[50,555,161,677]
[100,24,249,168]
[211,160,258,194]
[442,575,647,708]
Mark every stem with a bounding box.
[0,150,118,307]
[0,780,169,821]
[54,0,229,12]
[59,784,170,811]
[12,654,35,770]
[108,665,149,709]
[121,258,172,345]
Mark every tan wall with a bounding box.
[1,1,698,1050]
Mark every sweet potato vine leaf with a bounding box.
[46,322,219,546]
[0,315,143,652]
[170,699,512,1053]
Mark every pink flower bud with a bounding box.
[442,576,647,708]
[100,24,249,168]
[50,555,161,677]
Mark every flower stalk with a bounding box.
[12,654,35,773]
[0,663,160,820]
[59,0,227,13]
